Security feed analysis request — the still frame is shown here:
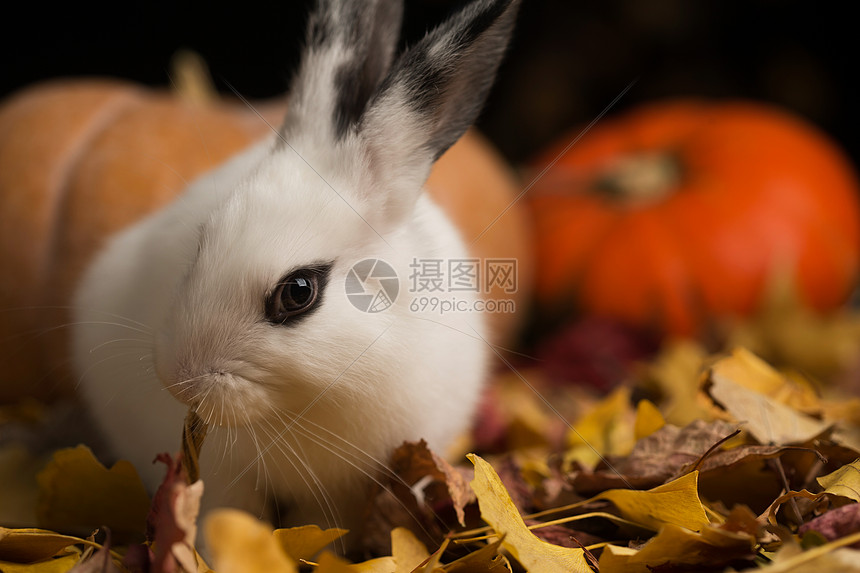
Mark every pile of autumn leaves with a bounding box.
[3,344,860,572]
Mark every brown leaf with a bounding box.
[687,444,819,477]
[363,441,477,554]
[429,450,475,527]
[147,453,204,573]
[718,504,775,547]
[68,533,123,573]
[494,457,532,514]
[573,419,738,492]
[525,520,602,550]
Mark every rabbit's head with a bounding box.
[153,0,521,438]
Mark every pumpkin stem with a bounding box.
[596,152,680,205]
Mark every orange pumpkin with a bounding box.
[528,99,860,336]
[0,79,532,402]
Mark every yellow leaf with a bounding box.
[347,555,397,572]
[0,527,95,563]
[593,472,709,532]
[708,351,830,445]
[0,553,82,573]
[644,340,714,426]
[598,522,755,573]
[440,538,509,572]
[758,530,860,572]
[596,544,639,572]
[817,459,860,502]
[204,509,296,573]
[566,387,635,467]
[711,348,821,413]
[391,528,429,573]
[634,399,665,440]
[35,446,150,542]
[467,454,591,573]
[272,525,348,561]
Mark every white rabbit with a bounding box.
[73,0,520,535]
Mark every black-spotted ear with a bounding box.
[358,0,520,220]
[283,0,403,141]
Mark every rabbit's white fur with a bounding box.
[73,0,518,530]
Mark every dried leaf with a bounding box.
[35,446,150,542]
[643,340,714,426]
[147,453,205,573]
[633,399,664,441]
[347,555,397,572]
[571,419,737,493]
[708,350,830,444]
[0,527,93,563]
[688,444,815,477]
[391,527,429,573]
[68,542,123,573]
[429,451,474,527]
[315,551,356,572]
[565,387,636,467]
[817,459,860,502]
[764,489,827,525]
[720,505,766,540]
[272,525,347,562]
[467,453,592,573]
[364,440,473,552]
[758,531,860,572]
[442,539,510,573]
[204,509,296,573]
[598,522,756,572]
[800,504,860,547]
[0,553,82,572]
[592,472,709,532]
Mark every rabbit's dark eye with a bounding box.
[266,265,331,324]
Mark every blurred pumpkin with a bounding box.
[0,78,532,402]
[528,99,860,337]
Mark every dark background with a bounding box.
[3,1,856,168]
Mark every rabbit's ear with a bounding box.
[283,0,403,141]
[358,0,520,222]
